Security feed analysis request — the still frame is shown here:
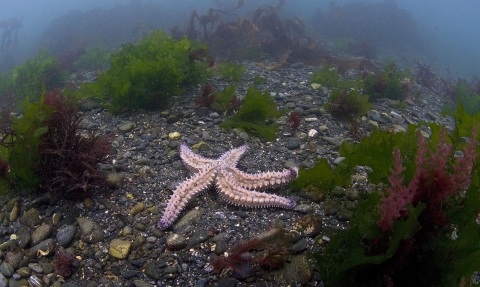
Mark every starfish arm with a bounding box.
[158,165,216,229]
[227,167,298,190]
[180,143,214,172]
[216,170,296,209]
[220,144,248,167]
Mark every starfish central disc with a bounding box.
[157,144,298,229]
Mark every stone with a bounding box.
[0,262,14,277]
[28,239,56,258]
[8,278,28,287]
[77,217,104,243]
[133,280,154,287]
[129,202,145,216]
[106,172,124,188]
[286,137,301,150]
[31,224,53,246]
[166,233,187,250]
[118,121,135,132]
[143,261,161,280]
[56,225,77,247]
[109,239,132,260]
[20,208,42,228]
[173,209,203,233]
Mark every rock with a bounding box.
[310,83,321,89]
[187,229,214,248]
[76,217,104,243]
[107,173,124,188]
[134,158,152,166]
[292,215,322,237]
[0,273,6,287]
[322,136,342,146]
[118,121,135,132]
[168,131,181,140]
[28,239,56,258]
[31,224,53,246]
[109,239,132,260]
[212,233,230,255]
[288,237,307,253]
[129,202,145,216]
[56,225,77,247]
[134,280,154,287]
[166,233,187,250]
[0,262,14,277]
[4,251,22,269]
[9,202,20,222]
[286,137,301,150]
[122,270,139,279]
[16,267,31,278]
[20,208,42,228]
[173,209,203,233]
[8,278,28,287]
[279,254,313,285]
[144,261,161,280]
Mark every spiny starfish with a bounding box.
[158,143,298,229]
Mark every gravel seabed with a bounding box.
[0,60,455,287]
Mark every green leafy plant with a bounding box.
[211,85,240,113]
[290,158,351,194]
[217,62,247,82]
[324,89,372,120]
[76,30,210,114]
[73,43,112,71]
[0,89,111,197]
[11,50,67,102]
[310,63,362,89]
[220,87,286,141]
[0,95,54,189]
[363,62,409,102]
[338,125,419,184]
[311,63,340,88]
[253,76,266,85]
[316,110,480,286]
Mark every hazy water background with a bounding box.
[0,0,479,78]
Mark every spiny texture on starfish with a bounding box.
[158,143,298,229]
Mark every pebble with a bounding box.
[286,137,301,150]
[144,261,161,280]
[31,224,53,246]
[76,217,104,243]
[166,233,187,250]
[109,239,132,259]
[56,225,77,247]
[0,262,14,277]
[118,121,135,132]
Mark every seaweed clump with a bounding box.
[0,90,111,197]
[77,30,210,114]
[315,110,480,286]
[363,62,410,102]
[220,87,286,141]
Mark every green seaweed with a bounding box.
[310,63,362,89]
[253,76,266,86]
[290,158,351,193]
[0,95,55,189]
[73,43,113,71]
[76,30,210,114]
[217,62,247,82]
[315,107,480,286]
[363,62,408,102]
[338,125,418,184]
[9,50,66,102]
[211,85,237,112]
[220,87,286,141]
[324,89,372,121]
